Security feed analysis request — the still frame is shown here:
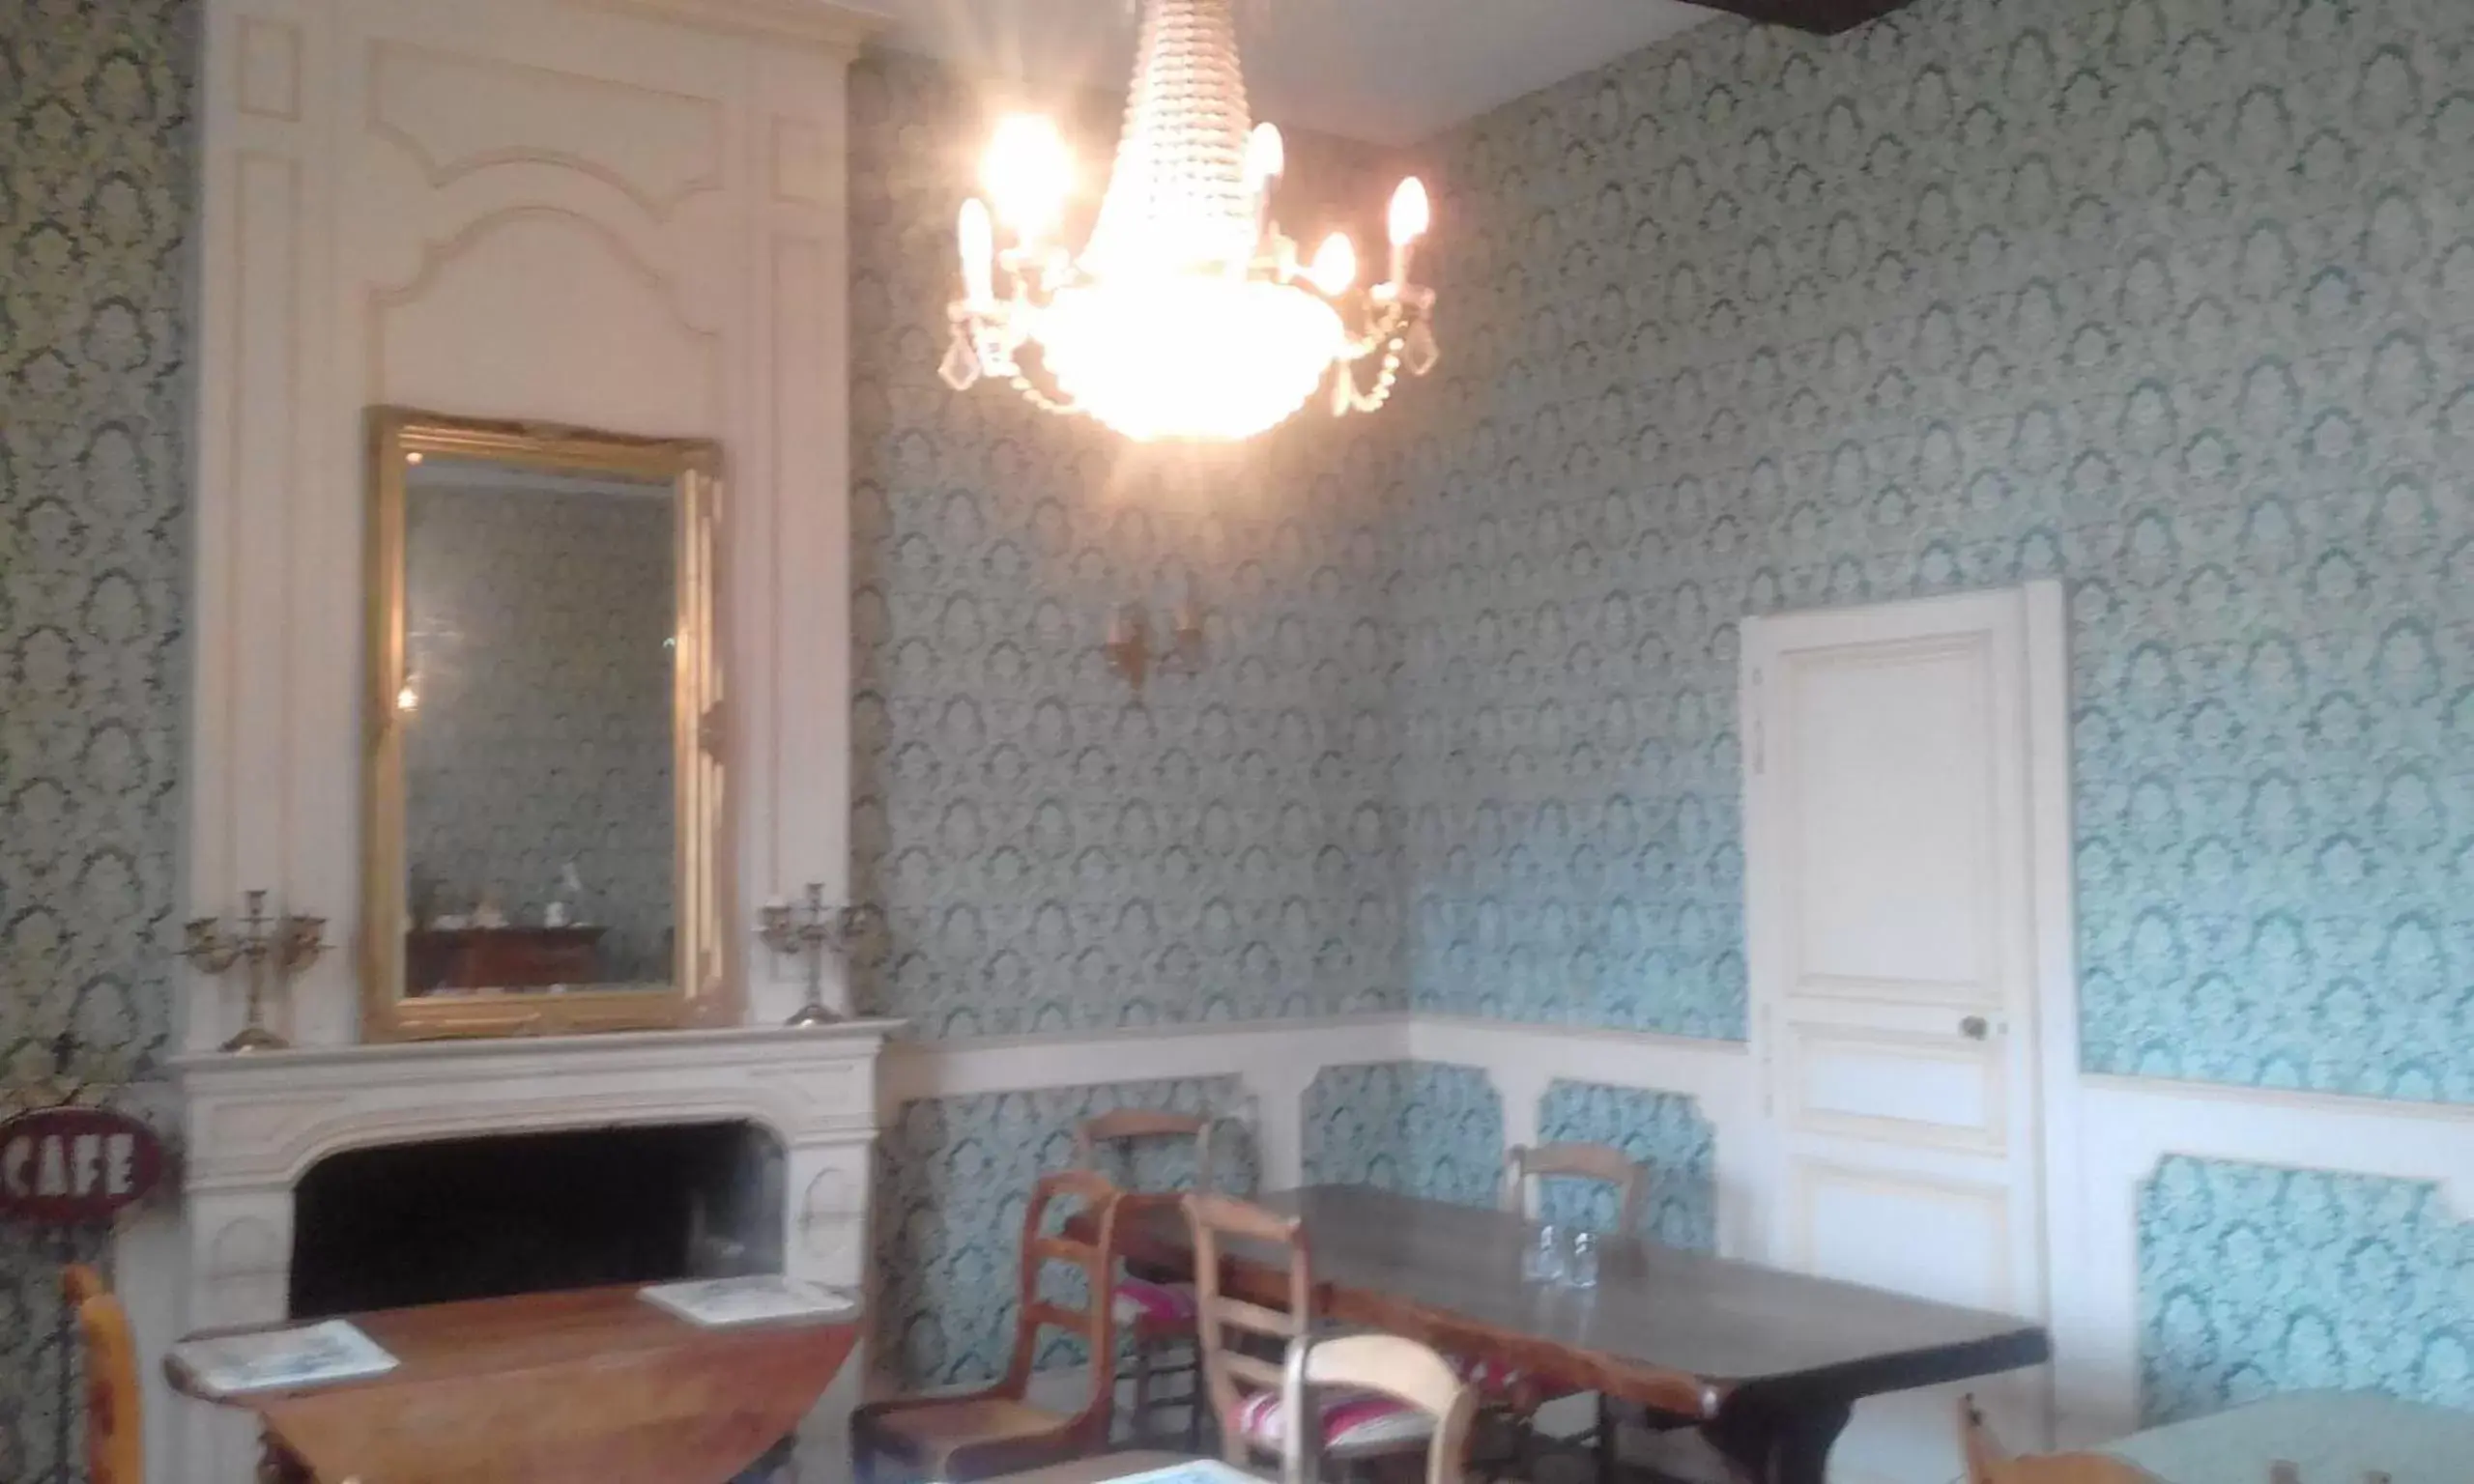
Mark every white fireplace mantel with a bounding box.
[142,1020,898,1484]
[174,1022,899,1198]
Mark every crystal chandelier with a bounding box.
[939,0,1439,442]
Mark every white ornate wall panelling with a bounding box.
[187,0,877,1052]
[1405,1014,1761,1255]
[878,1014,1417,1193]
[1404,1012,2474,1470]
[2049,1075,2474,1449]
[167,3,883,1480]
[874,1009,2474,1464]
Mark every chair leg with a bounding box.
[1595,1393,1619,1484]
[1131,1335,1156,1445]
[1183,1342,1206,1452]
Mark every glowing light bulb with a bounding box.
[1387,177,1430,285]
[984,115,1070,242]
[958,198,995,306]
[396,681,419,714]
[404,451,423,466]
[1245,123,1285,188]
[1040,278,1343,442]
[1388,177,1430,244]
[1308,234,1356,296]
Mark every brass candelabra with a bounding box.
[181,890,327,1052]
[757,884,864,1028]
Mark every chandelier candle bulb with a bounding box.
[1244,122,1284,188]
[1387,177,1430,287]
[1244,122,1284,248]
[958,199,995,307]
[985,115,1069,241]
[1309,234,1356,296]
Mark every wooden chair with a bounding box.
[1502,1142,1648,1232]
[63,1264,144,1484]
[1960,1395,2154,1484]
[851,1171,1126,1484]
[1487,1143,1655,1481]
[1077,1108,1219,1447]
[1280,1332,1477,1484]
[1187,1192,1432,1477]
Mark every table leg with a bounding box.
[1703,1395,1852,1484]
[256,1432,311,1484]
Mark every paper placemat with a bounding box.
[172,1320,399,1396]
[639,1274,860,1327]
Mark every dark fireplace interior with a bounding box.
[289,1121,784,1318]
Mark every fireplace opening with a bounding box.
[289,1121,783,1318]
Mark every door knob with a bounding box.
[1959,1014,1989,1041]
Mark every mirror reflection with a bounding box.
[398,457,677,995]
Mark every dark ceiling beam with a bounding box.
[1687,0,1919,36]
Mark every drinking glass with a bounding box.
[1524,1221,1567,1285]
[1567,1229,1600,1290]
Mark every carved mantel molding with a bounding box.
[174,1021,901,1189]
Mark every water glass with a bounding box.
[1524,1220,1567,1285]
[1567,1229,1600,1290]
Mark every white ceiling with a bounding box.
[857,1,1714,147]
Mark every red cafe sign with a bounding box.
[0,1105,168,1225]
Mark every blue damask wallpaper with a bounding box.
[11,0,2474,1463]
[2140,1155,2474,1423]
[404,483,676,981]
[1534,1080,1717,1252]
[1301,1062,1505,1208]
[846,52,1410,1040]
[1395,0,2474,1099]
[874,1076,1257,1386]
[0,3,192,1481]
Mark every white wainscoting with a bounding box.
[2050,1073,2474,1447]
[887,1013,2474,1470]
[879,1013,1417,1193]
[1406,1014,1762,1255]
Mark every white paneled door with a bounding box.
[1742,584,2072,1484]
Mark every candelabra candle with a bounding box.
[181,890,328,1052]
[758,883,863,1027]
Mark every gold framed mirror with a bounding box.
[362,408,732,1040]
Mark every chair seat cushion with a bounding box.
[856,1395,1072,1470]
[1232,1388,1433,1456]
[1453,1354,1592,1415]
[1110,1277,1199,1327]
[1455,1355,1526,1395]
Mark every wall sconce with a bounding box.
[1104,600,1205,696]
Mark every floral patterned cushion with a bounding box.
[1453,1354,1529,1398]
[1110,1277,1199,1327]
[1232,1387,1433,1455]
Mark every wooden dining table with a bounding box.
[1108,1184,2050,1484]
[165,1284,861,1484]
